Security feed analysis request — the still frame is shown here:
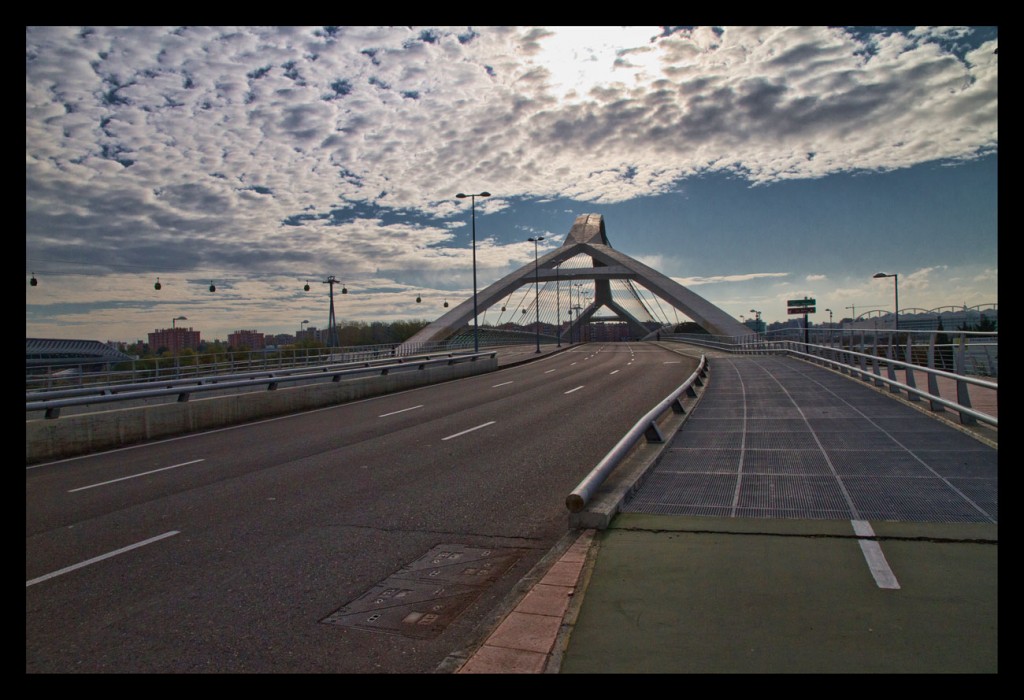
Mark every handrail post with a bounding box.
[902,334,919,401]
[885,342,900,394]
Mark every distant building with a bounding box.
[589,321,630,341]
[296,327,319,343]
[269,333,296,346]
[148,327,201,354]
[227,329,265,350]
[27,338,136,372]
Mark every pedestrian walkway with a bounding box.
[450,351,998,674]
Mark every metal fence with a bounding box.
[662,328,997,428]
[25,339,499,393]
[27,350,497,419]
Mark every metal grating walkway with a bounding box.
[622,355,997,523]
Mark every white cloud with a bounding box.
[26,26,997,340]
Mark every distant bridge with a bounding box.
[400,214,750,352]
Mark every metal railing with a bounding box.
[25,342,407,392]
[662,328,997,428]
[25,332,555,393]
[670,328,997,377]
[565,355,708,513]
[27,351,496,419]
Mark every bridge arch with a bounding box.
[399,214,751,350]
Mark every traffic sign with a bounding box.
[787,298,816,307]
[788,307,816,314]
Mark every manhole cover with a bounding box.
[322,544,522,639]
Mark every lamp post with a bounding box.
[572,282,583,344]
[873,272,899,332]
[172,315,187,329]
[555,261,562,347]
[456,191,491,353]
[749,309,762,334]
[528,236,544,353]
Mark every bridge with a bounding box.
[26,217,997,673]
[400,213,751,352]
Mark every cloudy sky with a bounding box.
[26,26,998,343]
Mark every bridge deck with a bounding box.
[622,354,997,523]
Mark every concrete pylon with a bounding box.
[399,213,751,350]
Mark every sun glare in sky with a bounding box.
[534,26,663,101]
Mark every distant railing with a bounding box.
[661,328,997,428]
[27,351,496,419]
[24,337,506,393]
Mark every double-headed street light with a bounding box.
[873,272,899,332]
[456,191,491,353]
[528,236,545,353]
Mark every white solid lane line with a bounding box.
[68,460,205,493]
[27,531,180,587]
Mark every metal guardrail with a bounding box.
[25,341,415,391]
[662,332,996,428]
[25,352,463,401]
[781,341,997,428]
[27,351,496,419]
[25,336,546,392]
[565,354,708,513]
[669,328,998,377]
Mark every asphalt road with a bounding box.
[26,341,699,673]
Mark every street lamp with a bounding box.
[456,191,491,353]
[873,272,899,332]
[300,319,309,335]
[172,315,187,329]
[555,261,561,347]
[528,236,545,353]
[572,282,583,344]
[749,309,762,333]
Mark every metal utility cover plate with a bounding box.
[393,544,520,585]
[322,544,521,639]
